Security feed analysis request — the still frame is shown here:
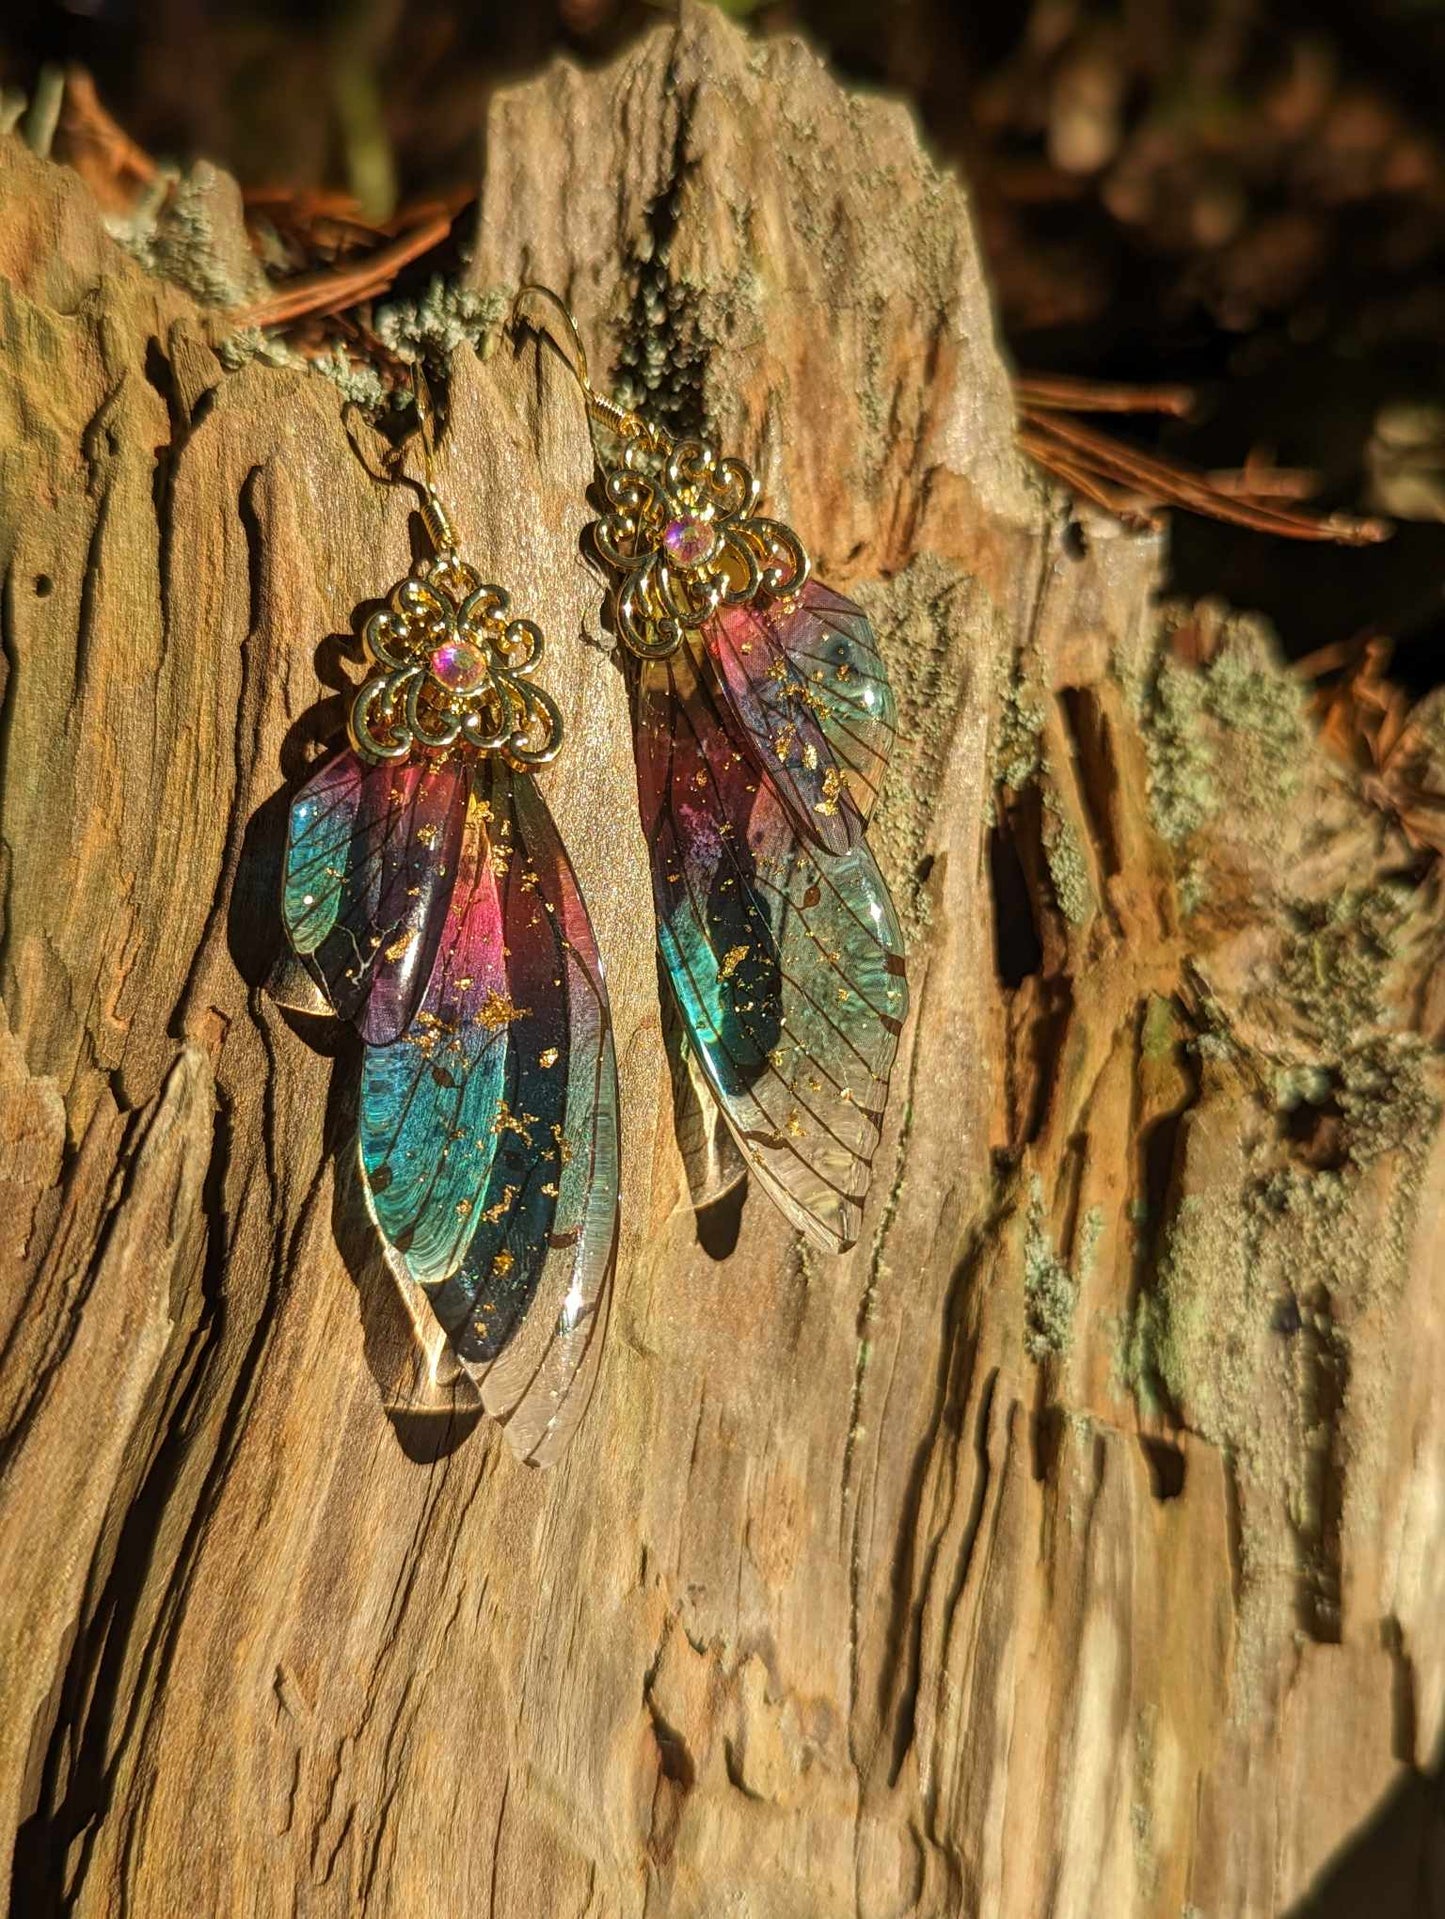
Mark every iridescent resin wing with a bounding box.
[771,580,896,824]
[345,766,619,1464]
[281,749,467,1044]
[519,300,910,1250]
[281,604,619,1464]
[356,773,511,1284]
[704,592,864,856]
[420,765,620,1466]
[670,577,900,1213]
[635,642,907,1253]
[664,992,748,1212]
[705,579,897,840]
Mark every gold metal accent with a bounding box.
[512,284,810,660]
[349,559,563,768]
[513,284,662,461]
[348,365,564,770]
[594,437,809,659]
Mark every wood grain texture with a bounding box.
[2,7,1443,1914]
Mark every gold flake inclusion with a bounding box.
[478,990,529,1030]
[814,767,844,817]
[483,1184,519,1223]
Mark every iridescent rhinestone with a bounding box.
[429,637,489,692]
[662,514,717,569]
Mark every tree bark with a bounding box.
[2,7,1443,1915]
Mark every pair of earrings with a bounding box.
[275,289,907,1465]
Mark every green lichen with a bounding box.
[1043,804,1092,926]
[1250,1163,1351,1234]
[372,277,510,363]
[1144,655,1214,844]
[104,172,174,264]
[1140,605,1309,845]
[215,327,306,375]
[1272,1061,1334,1110]
[1125,1026,1435,1435]
[1120,1017,1438,1674]
[1120,1013,1427,1489]
[305,344,388,409]
[1077,1203,1105,1280]
[1277,884,1408,1051]
[156,166,259,307]
[111,162,267,311]
[1206,624,1310,804]
[1024,1177,1086,1361]
[222,271,509,403]
[218,274,508,402]
[1121,1188,1259,1433]
[613,214,713,440]
[1178,858,1208,916]
[1337,1036,1439,1166]
[1124,841,1436,1443]
[1141,993,1181,1063]
[1129,1796,1155,1893]
[992,652,1046,794]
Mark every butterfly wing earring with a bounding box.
[516,289,907,1255]
[274,391,620,1466]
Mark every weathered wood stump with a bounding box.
[2,8,1442,1914]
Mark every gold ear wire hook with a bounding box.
[512,282,652,461]
[411,362,437,492]
[409,362,458,554]
[340,378,459,559]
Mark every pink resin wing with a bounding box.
[704,595,865,857]
[704,579,899,851]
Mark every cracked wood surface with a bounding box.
[2,7,1444,1916]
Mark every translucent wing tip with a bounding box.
[265,948,333,1018]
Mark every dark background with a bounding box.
[8,0,1445,684]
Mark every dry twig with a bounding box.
[230,208,457,330]
[1017,375,1391,546]
[1297,635,1445,856]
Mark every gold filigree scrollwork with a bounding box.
[349,552,563,768]
[593,434,809,659]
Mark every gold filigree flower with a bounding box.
[593,435,809,658]
[349,551,562,766]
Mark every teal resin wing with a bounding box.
[634,640,907,1254]
[421,764,620,1466]
[283,748,619,1465]
[356,774,512,1284]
